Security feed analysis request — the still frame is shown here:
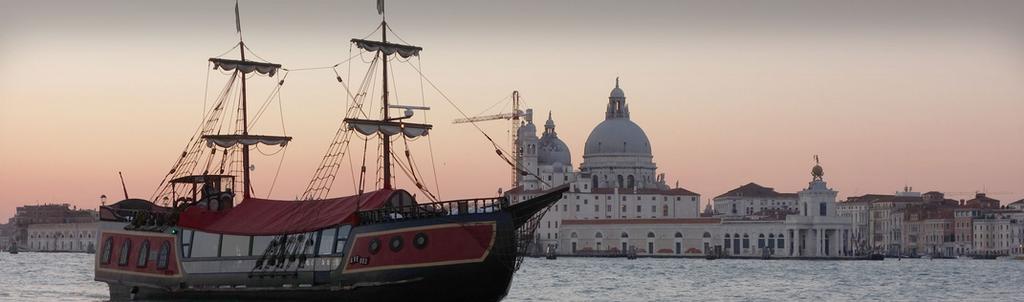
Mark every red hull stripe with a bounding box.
[96,231,182,278]
[343,222,496,274]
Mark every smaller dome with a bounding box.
[537,112,572,166]
[537,136,571,166]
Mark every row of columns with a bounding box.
[788,227,852,257]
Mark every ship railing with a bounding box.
[357,197,509,225]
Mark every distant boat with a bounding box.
[545,245,557,260]
[7,244,17,254]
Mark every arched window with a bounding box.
[647,232,656,238]
[571,232,578,239]
[674,232,683,238]
[100,237,113,264]
[620,232,629,238]
[627,175,635,189]
[757,234,765,249]
[777,233,785,249]
[156,241,171,269]
[703,232,712,238]
[617,175,624,188]
[592,175,599,189]
[742,234,750,249]
[118,239,132,266]
[595,232,604,238]
[136,240,150,268]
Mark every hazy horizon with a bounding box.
[1,0,1023,220]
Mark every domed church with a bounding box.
[508,78,702,255]
[507,83,858,258]
[581,78,664,190]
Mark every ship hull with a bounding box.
[100,212,519,302]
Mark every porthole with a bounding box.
[413,233,429,249]
[368,238,381,255]
[389,236,403,252]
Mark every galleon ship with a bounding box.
[94,1,566,301]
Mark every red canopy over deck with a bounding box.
[178,189,396,236]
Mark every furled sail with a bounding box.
[345,119,431,138]
[209,58,282,76]
[203,134,292,148]
[351,39,422,58]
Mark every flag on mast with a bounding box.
[377,0,384,15]
[234,0,242,33]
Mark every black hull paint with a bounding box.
[105,186,568,301]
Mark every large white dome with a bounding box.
[583,118,651,156]
[583,78,651,157]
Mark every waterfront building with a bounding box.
[0,223,11,250]
[897,196,958,257]
[971,209,1023,256]
[26,222,99,252]
[508,79,702,254]
[1009,199,1024,211]
[836,197,872,253]
[509,79,863,258]
[712,183,797,218]
[10,203,97,248]
[864,195,924,255]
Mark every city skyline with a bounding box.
[2,0,1023,221]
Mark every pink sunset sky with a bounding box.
[1,0,1022,221]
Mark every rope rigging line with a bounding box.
[397,134,439,202]
[247,72,288,129]
[265,146,288,198]
[417,58,443,200]
[301,55,381,199]
[280,51,363,72]
[401,60,551,188]
[151,71,240,202]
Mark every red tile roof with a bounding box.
[714,182,795,199]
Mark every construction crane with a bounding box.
[453,91,530,188]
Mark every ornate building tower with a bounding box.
[799,155,838,217]
[580,78,662,190]
[516,109,539,189]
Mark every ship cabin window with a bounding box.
[118,239,132,266]
[335,225,353,254]
[101,237,114,264]
[180,229,194,258]
[137,240,151,268]
[156,241,171,269]
[318,228,337,255]
[190,231,221,258]
[251,236,274,256]
[220,235,251,257]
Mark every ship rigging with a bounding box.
[95,1,567,301]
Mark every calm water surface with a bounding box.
[1,252,1021,301]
